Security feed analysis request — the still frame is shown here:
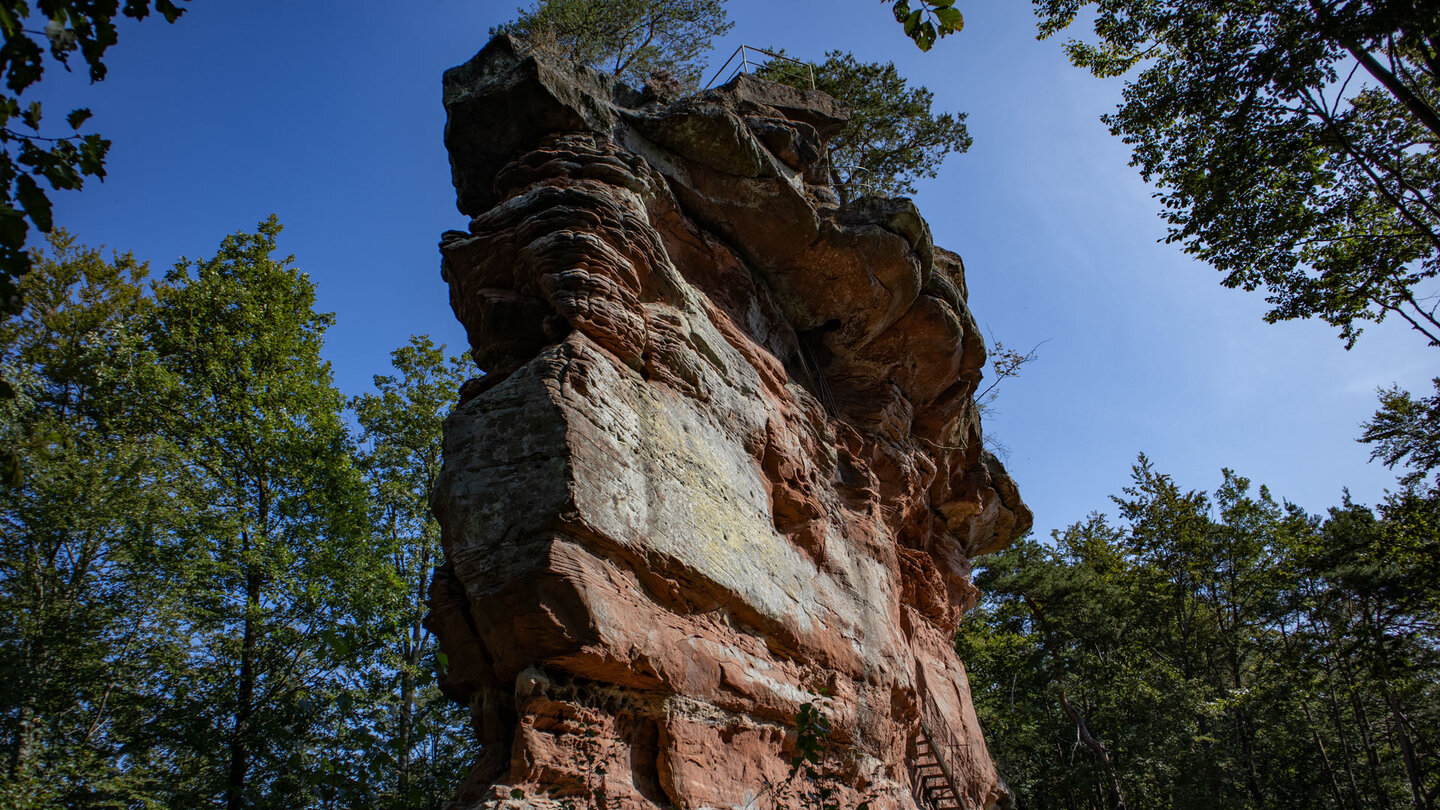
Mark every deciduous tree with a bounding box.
[148,217,387,809]
[1362,376,1440,493]
[0,232,182,807]
[1032,0,1440,351]
[351,336,472,808]
[0,0,186,313]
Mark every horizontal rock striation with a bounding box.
[428,35,1030,810]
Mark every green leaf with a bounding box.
[66,107,92,129]
[935,7,963,32]
[78,134,109,178]
[916,21,937,51]
[0,4,19,37]
[0,205,28,248]
[904,9,922,36]
[156,0,186,23]
[16,175,53,233]
[22,101,42,130]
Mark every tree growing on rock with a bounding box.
[762,51,972,203]
[493,0,733,89]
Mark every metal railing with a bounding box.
[831,164,884,201]
[704,44,815,90]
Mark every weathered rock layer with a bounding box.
[428,35,1031,810]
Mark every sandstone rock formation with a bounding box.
[427,35,1032,810]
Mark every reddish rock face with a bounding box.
[428,35,1031,810]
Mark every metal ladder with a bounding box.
[912,723,967,810]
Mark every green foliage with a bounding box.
[1032,0,1440,350]
[147,217,390,808]
[352,336,474,808]
[756,694,872,810]
[0,0,186,314]
[790,698,841,810]
[886,0,964,52]
[494,0,732,89]
[1362,376,1440,493]
[959,457,1440,809]
[761,51,971,203]
[0,225,479,808]
[0,231,183,805]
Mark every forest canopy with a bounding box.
[0,226,473,808]
[960,458,1440,810]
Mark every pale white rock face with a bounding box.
[426,34,1030,810]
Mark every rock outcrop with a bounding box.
[428,35,1031,810]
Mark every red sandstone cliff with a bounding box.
[427,35,1031,810]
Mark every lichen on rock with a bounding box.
[427,34,1031,810]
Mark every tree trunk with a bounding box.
[10,689,37,779]
[397,538,431,803]
[1319,651,1367,808]
[829,165,850,206]
[12,552,52,779]
[1383,687,1431,810]
[1302,700,1351,810]
[1228,643,1265,808]
[227,565,262,810]
[1343,659,1392,808]
[1056,687,1127,810]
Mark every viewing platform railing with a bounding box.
[704,44,815,90]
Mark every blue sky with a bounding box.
[30,0,1435,537]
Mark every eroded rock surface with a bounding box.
[428,35,1031,810]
